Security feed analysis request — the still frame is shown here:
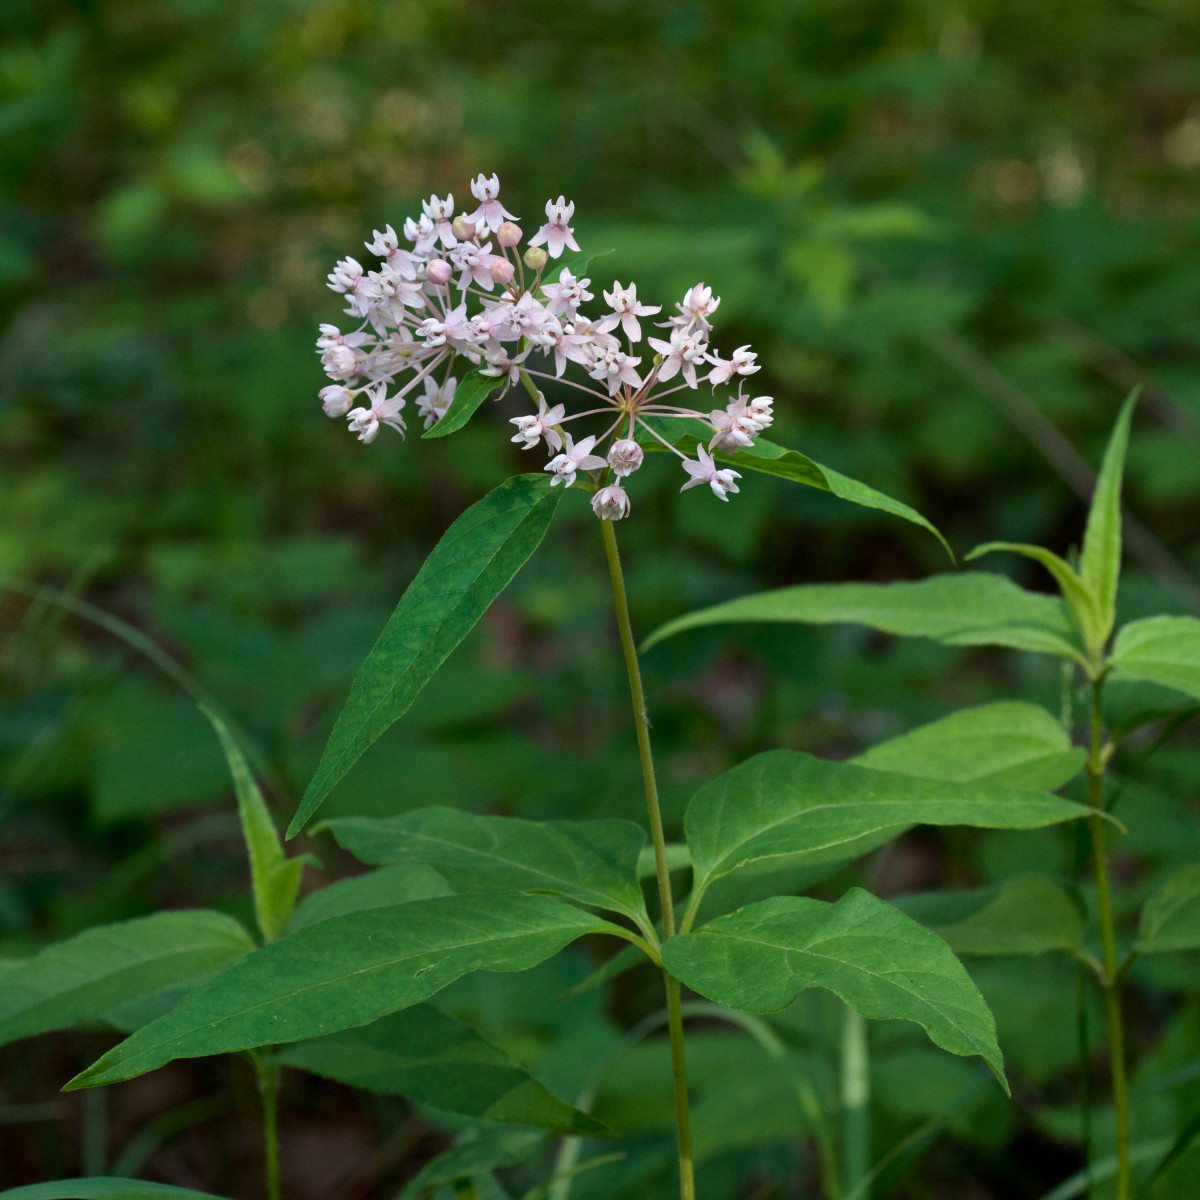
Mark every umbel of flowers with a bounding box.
[317,173,774,519]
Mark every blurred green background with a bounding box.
[3,1,1200,1197]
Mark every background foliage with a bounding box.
[3,1,1200,1197]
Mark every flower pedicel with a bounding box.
[318,173,773,518]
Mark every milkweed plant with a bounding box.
[7,174,1200,1200]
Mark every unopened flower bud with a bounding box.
[591,484,631,521]
[523,246,548,271]
[319,385,354,417]
[496,220,522,247]
[607,438,644,477]
[451,215,476,241]
[426,259,453,284]
[323,344,359,378]
[490,259,515,285]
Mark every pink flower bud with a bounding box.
[489,259,515,285]
[523,246,548,271]
[496,221,522,247]
[426,259,453,284]
[319,385,354,417]
[451,215,476,241]
[591,484,631,521]
[607,438,644,477]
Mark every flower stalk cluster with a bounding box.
[317,173,775,520]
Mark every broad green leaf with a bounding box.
[0,911,254,1049]
[202,707,300,943]
[66,893,620,1089]
[930,877,1086,958]
[421,368,501,439]
[682,749,1102,914]
[288,864,453,932]
[642,573,1085,664]
[276,1005,607,1133]
[1079,390,1138,650]
[641,421,949,556]
[1111,616,1200,703]
[852,702,1086,791]
[1136,864,1200,955]
[662,889,1006,1088]
[324,808,648,924]
[0,1181,230,1200]
[291,475,564,836]
[966,543,1100,658]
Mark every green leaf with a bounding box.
[966,542,1100,660]
[202,707,300,943]
[276,1005,607,1133]
[288,864,453,933]
[1111,616,1200,703]
[662,889,1006,1088]
[1136,864,1200,955]
[0,911,254,1049]
[641,573,1085,663]
[640,422,949,557]
[1079,390,1138,649]
[324,808,648,925]
[930,877,1086,958]
[66,893,620,1089]
[0,1181,230,1200]
[291,475,564,836]
[397,1128,546,1200]
[682,749,1102,914]
[421,369,502,439]
[851,702,1086,791]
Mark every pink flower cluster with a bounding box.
[317,173,774,519]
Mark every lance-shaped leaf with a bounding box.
[643,421,949,557]
[662,889,1006,1088]
[927,876,1087,958]
[291,474,563,836]
[66,893,620,1089]
[0,1181,231,1200]
[642,573,1085,664]
[324,808,648,924]
[276,1005,607,1133]
[288,864,453,933]
[422,368,502,439]
[682,750,1104,916]
[203,707,302,943]
[1110,616,1200,703]
[0,911,254,1049]
[852,701,1086,791]
[1136,864,1200,955]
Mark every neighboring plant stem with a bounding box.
[600,518,695,1200]
[252,1052,283,1200]
[841,1007,871,1200]
[1087,678,1130,1200]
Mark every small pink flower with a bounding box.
[346,384,405,444]
[464,173,518,232]
[589,348,642,395]
[597,282,661,342]
[706,344,760,386]
[416,376,456,429]
[680,444,741,500]
[591,484,631,521]
[528,196,580,259]
[607,438,644,477]
[319,385,355,417]
[647,327,707,387]
[510,395,566,451]
[541,268,593,318]
[545,433,607,487]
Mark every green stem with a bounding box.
[599,518,695,1200]
[841,1008,871,1200]
[1086,678,1129,1200]
[252,1053,282,1200]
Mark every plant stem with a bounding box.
[1086,678,1129,1200]
[841,1008,871,1200]
[599,518,695,1200]
[252,1053,283,1200]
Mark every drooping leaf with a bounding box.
[288,864,453,933]
[1078,390,1138,650]
[682,749,1103,915]
[66,893,620,1089]
[291,475,564,836]
[929,877,1086,958]
[202,707,301,943]
[661,889,1006,1088]
[1136,864,1200,955]
[851,702,1086,791]
[421,368,502,439]
[0,911,254,1049]
[642,573,1085,664]
[1104,678,1200,743]
[276,1005,607,1133]
[1110,616,1200,703]
[641,422,949,556]
[324,808,648,924]
[0,1181,231,1200]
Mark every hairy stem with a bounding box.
[599,518,695,1200]
[1087,679,1129,1200]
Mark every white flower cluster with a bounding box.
[317,173,775,519]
